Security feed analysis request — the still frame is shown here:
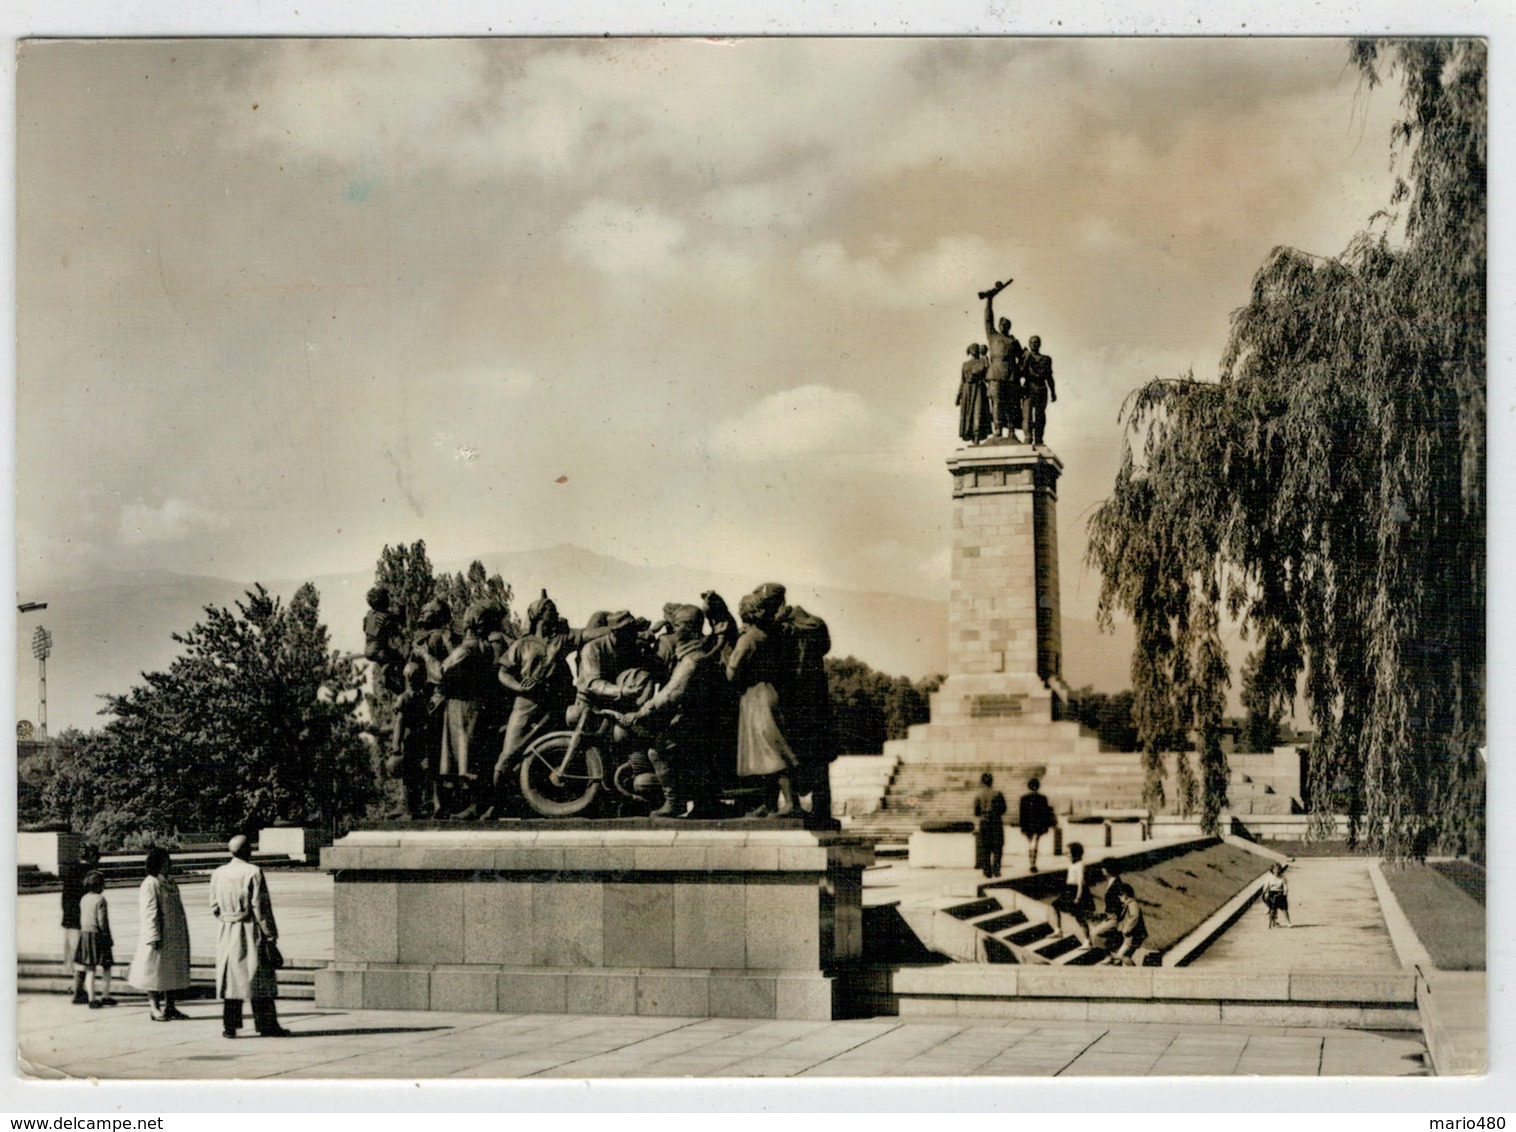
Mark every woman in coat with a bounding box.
[127,846,192,1021]
[725,591,799,816]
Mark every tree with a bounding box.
[365,541,517,734]
[825,656,940,753]
[40,584,375,846]
[1066,686,1143,753]
[372,540,441,644]
[1238,653,1284,754]
[1087,40,1484,855]
[435,559,519,639]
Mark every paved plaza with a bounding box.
[17,993,1427,1080]
[13,854,1447,1082]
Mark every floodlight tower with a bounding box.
[30,625,52,741]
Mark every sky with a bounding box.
[17,37,1404,620]
[6,14,1515,1117]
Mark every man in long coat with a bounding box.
[209,835,287,1039]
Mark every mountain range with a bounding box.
[13,543,1138,735]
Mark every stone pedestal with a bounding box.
[317,823,873,1020]
[945,442,1069,712]
[258,825,325,862]
[17,830,82,876]
[877,443,1148,815]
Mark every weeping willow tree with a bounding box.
[1086,39,1485,857]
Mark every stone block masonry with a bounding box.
[319,825,874,1021]
[874,443,1146,818]
[946,445,1065,687]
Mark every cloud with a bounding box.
[118,499,228,546]
[706,385,874,462]
[436,365,538,398]
[561,199,688,276]
[799,235,1002,308]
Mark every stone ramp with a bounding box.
[1187,857,1402,970]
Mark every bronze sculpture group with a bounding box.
[957,279,1056,445]
[365,581,838,823]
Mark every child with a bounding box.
[74,871,116,1008]
[1262,863,1291,928]
[1102,883,1149,965]
[1050,841,1094,945]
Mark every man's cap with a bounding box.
[228,835,249,856]
[528,591,555,622]
[605,610,637,631]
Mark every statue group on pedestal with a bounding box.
[364,581,838,823]
[957,279,1057,446]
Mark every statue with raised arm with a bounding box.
[982,280,1025,442]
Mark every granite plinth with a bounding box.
[320,823,873,1020]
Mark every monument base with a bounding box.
[317,824,873,1021]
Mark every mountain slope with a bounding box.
[17,546,1140,734]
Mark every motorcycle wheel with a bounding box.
[518,732,605,817]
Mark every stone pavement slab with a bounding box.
[16,993,1425,1080]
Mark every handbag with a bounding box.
[259,937,285,970]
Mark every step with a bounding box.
[1029,933,1083,962]
[1053,946,1111,966]
[943,897,1003,921]
[1005,922,1055,948]
[17,975,318,1001]
[981,938,1017,964]
[971,910,1029,935]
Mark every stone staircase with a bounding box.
[898,887,1154,968]
[847,762,1045,843]
[17,953,321,1000]
[18,850,303,894]
[830,754,900,818]
[867,678,1146,836]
